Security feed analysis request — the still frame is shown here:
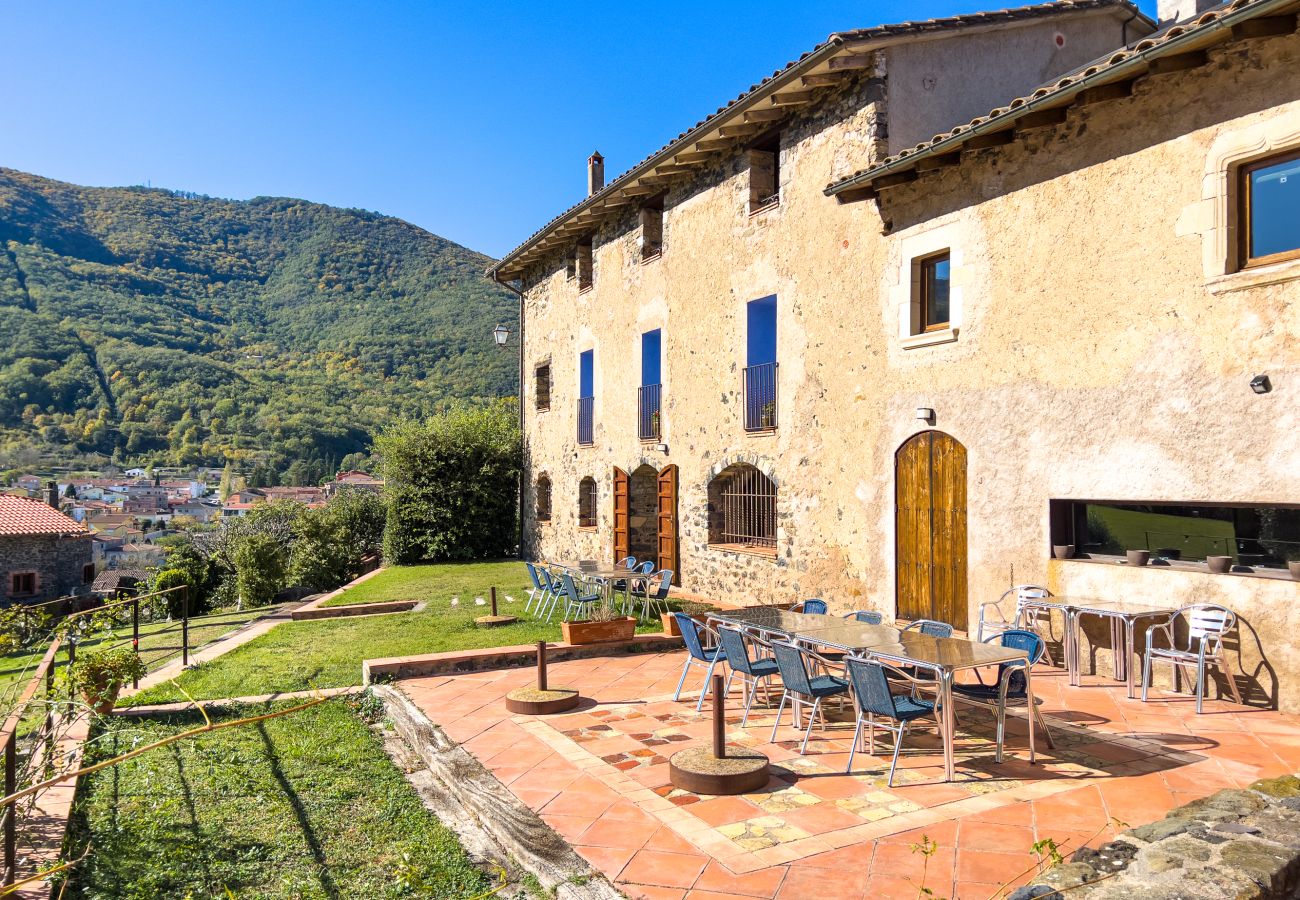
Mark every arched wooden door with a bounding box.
[895,431,968,630]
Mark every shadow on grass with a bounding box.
[256,720,340,900]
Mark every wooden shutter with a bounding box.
[612,467,630,565]
[657,465,679,585]
[930,433,968,631]
[895,434,932,622]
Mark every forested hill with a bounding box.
[0,167,517,477]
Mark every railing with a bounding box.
[743,362,778,431]
[577,396,594,445]
[638,384,662,441]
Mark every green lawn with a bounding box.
[62,698,491,899]
[124,562,663,706]
[322,559,531,607]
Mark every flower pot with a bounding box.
[1053,544,1075,560]
[1206,555,1233,574]
[661,612,682,636]
[1289,561,1300,581]
[81,681,122,716]
[1126,550,1150,567]
[562,616,636,645]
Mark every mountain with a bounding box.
[0,167,517,479]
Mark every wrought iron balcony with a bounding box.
[577,396,594,445]
[743,362,778,431]
[638,384,662,441]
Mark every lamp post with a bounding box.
[492,322,524,557]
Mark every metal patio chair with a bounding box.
[903,619,954,638]
[952,629,1055,763]
[768,639,850,754]
[630,568,672,620]
[672,613,728,712]
[523,562,551,614]
[537,567,566,621]
[977,584,1057,666]
[845,610,885,625]
[717,625,779,726]
[554,572,601,623]
[844,655,940,785]
[791,598,828,615]
[1141,603,1242,713]
[620,561,656,614]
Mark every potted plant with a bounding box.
[1206,555,1233,574]
[1052,544,1075,560]
[662,600,719,636]
[67,646,147,714]
[1126,549,1150,567]
[561,601,635,645]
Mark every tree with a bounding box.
[233,533,286,608]
[378,400,520,563]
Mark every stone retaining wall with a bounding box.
[1013,775,1300,900]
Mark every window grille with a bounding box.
[578,477,598,528]
[536,476,552,522]
[709,465,776,550]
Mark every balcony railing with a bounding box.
[638,384,662,442]
[577,396,594,445]
[743,362,778,431]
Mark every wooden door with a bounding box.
[895,432,967,630]
[613,467,630,564]
[657,465,680,585]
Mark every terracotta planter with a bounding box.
[82,681,122,716]
[1126,550,1150,567]
[562,616,636,645]
[1207,555,1233,574]
[662,612,683,636]
[1052,544,1075,560]
[1289,561,1300,581]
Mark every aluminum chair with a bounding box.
[791,599,828,615]
[768,639,850,754]
[630,568,672,619]
[844,655,940,785]
[673,613,727,712]
[537,567,565,621]
[555,572,601,623]
[845,610,885,625]
[717,625,779,726]
[977,585,1056,666]
[952,629,1054,763]
[621,561,656,614]
[523,562,551,614]
[1141,604,1242,713]
[902,619,954,638]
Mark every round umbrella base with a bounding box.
[669,745,770,795]
[505,687,581,715]
[475,615,519,627]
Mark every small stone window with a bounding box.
[9,572,37,597]
[578,477,598,529]
[535,363,552,411]
[916,251,951,333]
[536,475,552,523]
[707,464,777,554]
[83,563,95,584]
[576,239,593,292]
[748,133,781,215]
[1238,148,1300,269]
[565,249,576,282]
[639,196,664,262]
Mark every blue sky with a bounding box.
[3,0,1156,259]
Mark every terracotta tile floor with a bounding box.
[398,652,1300,899]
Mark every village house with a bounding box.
[492,0,1300,708]
[325,470,384,497]
[0,494,94,605]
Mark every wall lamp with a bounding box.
[492,323,512,347]
[1250,374,1272,395]
[916,407,935,424]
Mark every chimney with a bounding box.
[587,152,605,196]
[1157,0,1218,24]
[45,480,59,509]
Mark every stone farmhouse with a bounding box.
[491,0,1300,706]
[0,495,93,605]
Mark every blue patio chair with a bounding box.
[952,629,1054,762]
[537,567,564,620]
[554,572,602,623]
[845,610,885,625]
[768,639,850,754]
[717,625,778,726]
[792,599,828,615]
[524,562,551,614]
[673,613,727,712]
[621,561,656,614]
[844,655,939,785]
[902,619,954,638]
[630,568,672,619]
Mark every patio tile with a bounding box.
[775,803,868,836]
[575,842,639,877]
[693,861,786,898]
[691,796,766,827]
[645,827,704,855]
[621,849,710,889]
[774,864,870,900]
[956,848,1034,885]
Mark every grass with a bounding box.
[321,559,529,607]
[124,561,663,706]
[62,698,491,899]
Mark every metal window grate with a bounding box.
[578,477,597,528]
[717,466,776,548]
[743,362,778,431]
[535,365,552,410]
[577,397,594,445]
[536,477,551,522]
[638,384,662,441]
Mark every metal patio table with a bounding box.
[548,560,635,604]
[1017,595,1177,698]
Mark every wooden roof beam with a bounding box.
[1073,79,1133,107]
[621,184,660,198]
[770,89,817,106]
[915,152,961,172]
[873,170,918,190]
[743,107,786,124]
[1146,49,1209,75]
[962,129,1016,152]
[1012,106,1068,133]
[719,123,764,137]
[828,53,877,71]
[696,137,735,151]
[1232,14,1296,39]
[654,163,694,175]
[802,71,856,88]
[674,150,715,164]
[834,185,878,205]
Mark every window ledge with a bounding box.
[1051,555,1300,583]
[535,405,551,414]
[641,250,662,265]
[577,525,597,533]
[1208,257,1300,294]
[537,519,552,527]
[708,542,778,559]
[901,327,959,350]
[744,428,777,438]
[578,285,593,295]
[748,198,780,218]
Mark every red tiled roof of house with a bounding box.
[0,495,88,537]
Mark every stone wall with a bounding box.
[1013,775,1300,899]
[0,534,93,604]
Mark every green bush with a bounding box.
[287,489,385,591]
[233,532,286,608]
[378,401,520,563]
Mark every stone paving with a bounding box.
[398,649,1300,900]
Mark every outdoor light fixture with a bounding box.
[655,442,669,453]
[916,407,935,423]
[492,323,511,347]
[1250,374,1272,395]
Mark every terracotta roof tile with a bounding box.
[0,496,87,537]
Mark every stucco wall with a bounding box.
[520,32,1300,707]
